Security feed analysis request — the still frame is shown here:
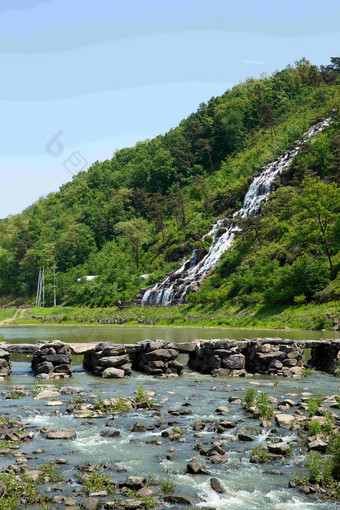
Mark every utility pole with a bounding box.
[35,267,41,307]
[35,267,46,307]
[53,266,57,307]
[42,267,45,307]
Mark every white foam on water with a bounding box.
[25,413,76,427]
[196,482,336,510]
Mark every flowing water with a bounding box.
[1,359,339,509]
[0,325,339,507]
[142,118,332,306]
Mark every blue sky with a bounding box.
[0,0,339,218]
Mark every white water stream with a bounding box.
[142,118,332,306]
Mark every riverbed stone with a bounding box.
[267,443,291,455]
[35,389,61,400]
[121,476,145,490]
[187,457,203,474]
[45,428,76,440]
[163,495,194,505]
[210,477,225,494]
[100,428,121,438]
[308,437,328,452]
[81,497,100,510]
[102,367,125,378]
[275,414,295,429]
[216,406,229,415]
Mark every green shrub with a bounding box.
[330,433,340,481]
[323,411,336,435]
[244,387,256,408]
[135,385,154,408]
[294,294,306,305]
[85,472,116,494]
[306,451,332,484]
[255,392,274,419]
[160,477,175,494]
[93,391,105,412]
[302,367,315,377]
[333,361,340,377]
[0,471,44,509]
[309,419,322,435]
[251,447,271,463]
[307,391,324,417]
[38,462,64,483]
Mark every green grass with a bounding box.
[0,309,16,321]
[12,301,339,331]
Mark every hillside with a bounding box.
[0,58,339,311]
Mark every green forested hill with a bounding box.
[0,58,339,309]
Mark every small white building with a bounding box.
[77,275,98,282]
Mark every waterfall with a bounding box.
[142,118,332,306]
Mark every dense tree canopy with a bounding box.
[0,58,339,307]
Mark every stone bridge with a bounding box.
[0,338,339,379]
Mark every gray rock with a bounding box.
[267,443,290,455]
[81,497,100,509]
[187,457,203,474]
[275,414,295,429]
[45,429,76,440]
[144,349,178,361]
[98,354,130,367]
[308,438,328,453]
[210,477,225,494]
[102,367,125,378]
[121,476,145,490]
[100,429,121,438]
[163,495,194,505]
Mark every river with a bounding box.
[1,324,339,345]
[0,325,339,509]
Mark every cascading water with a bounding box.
[142,118,332,306]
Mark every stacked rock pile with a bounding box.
[83,343,132,378]
[133,341,183,377]
[0,348,11,378]
[309,339,340,374]
[244,338,305,376]
[31,341,72,379]
[188,340,247,376]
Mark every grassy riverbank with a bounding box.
[0,309,17,322]
[7,301,340,331]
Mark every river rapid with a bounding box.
[0,326,339,509]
